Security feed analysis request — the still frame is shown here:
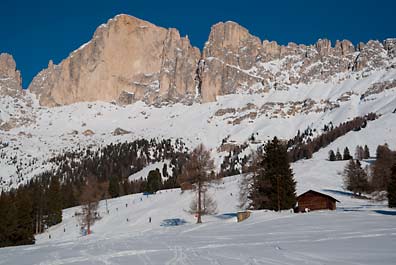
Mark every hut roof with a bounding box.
[297,190,340,202]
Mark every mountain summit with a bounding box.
[24,14,396,107]
[28,14,200,106]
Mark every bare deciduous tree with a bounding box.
[179,144,215,223]
[238,151,260,210]
[355,145,365,161]
[189,190,217,215]
[79,175,102,235]
[238,173,253,210]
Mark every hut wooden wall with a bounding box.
[298,193,336,212]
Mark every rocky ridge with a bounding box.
[24,14,396,107]
[0,53,35,130]
[28,15,200,107]
[0,53,23,97]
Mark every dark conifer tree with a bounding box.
[343,159,369,195]
[372,144,394,190]
[14,190,35,245]
[61,180,77,209]
[145,169,162,193]
[47,176,62,226]
[336,149,343,161]
[249,137,296,211]
[364,145,370,159]
[343,147,352,160]
[0,192,10,247]
[162,163,169,179]
[4,197,18,247]
[388,164,396,208]
[328,150,336,161]
[108,176,120,198]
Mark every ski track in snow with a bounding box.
[1,66,396,264]
[0,175,395,264]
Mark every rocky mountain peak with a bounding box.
[28,14,200,106]
[0,53,21,83]
[25,15,396,107]
[205,21,260,52]
[315,38,332,56]
[0,53,23,96]
[383,38,396,58]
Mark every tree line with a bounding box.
[342,143,396,207]
[217,113,378,180]
[0,138,189,248]
[0,174,62,247]
[288,113,377,162]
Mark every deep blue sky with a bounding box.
[1,0,395,88]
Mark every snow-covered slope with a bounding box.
[1,173,395,264]
[1,67,396,189]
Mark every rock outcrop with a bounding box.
[28,14,200,106]
[0,53,23,97]
[27,14,396,106]
[0,54,35,130]
[199,21,395,100]
[200,21,264,102]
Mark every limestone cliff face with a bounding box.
[28,14,396,106]
[28,14,200,106]
[0,53,23,97]
[200,22,263,102]
[199,22,396,101]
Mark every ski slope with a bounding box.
[1,169,395,265]
[0,50,396,264]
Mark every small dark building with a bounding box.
[296,190,339,212]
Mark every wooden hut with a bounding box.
[180,182,193,191]
[296,190,339,212]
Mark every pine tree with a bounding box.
[372,144,394,190]
[62,180,77,209]
[328,150,336,161]
[343,159,369,196]
[14,190,35,245]
[162,163,168,178]
[4,197,18,246]
[108,176,120,198]
[249,137,297,211]
[343,147,352,160]
[336,148,343,161]
[145,169,162,193]
[0,192,10,247]
[364,145,370,159]
[388,164,396,208]
[47,176,62,226]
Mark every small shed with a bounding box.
[180,182,193,191]
[296,190,339,212]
